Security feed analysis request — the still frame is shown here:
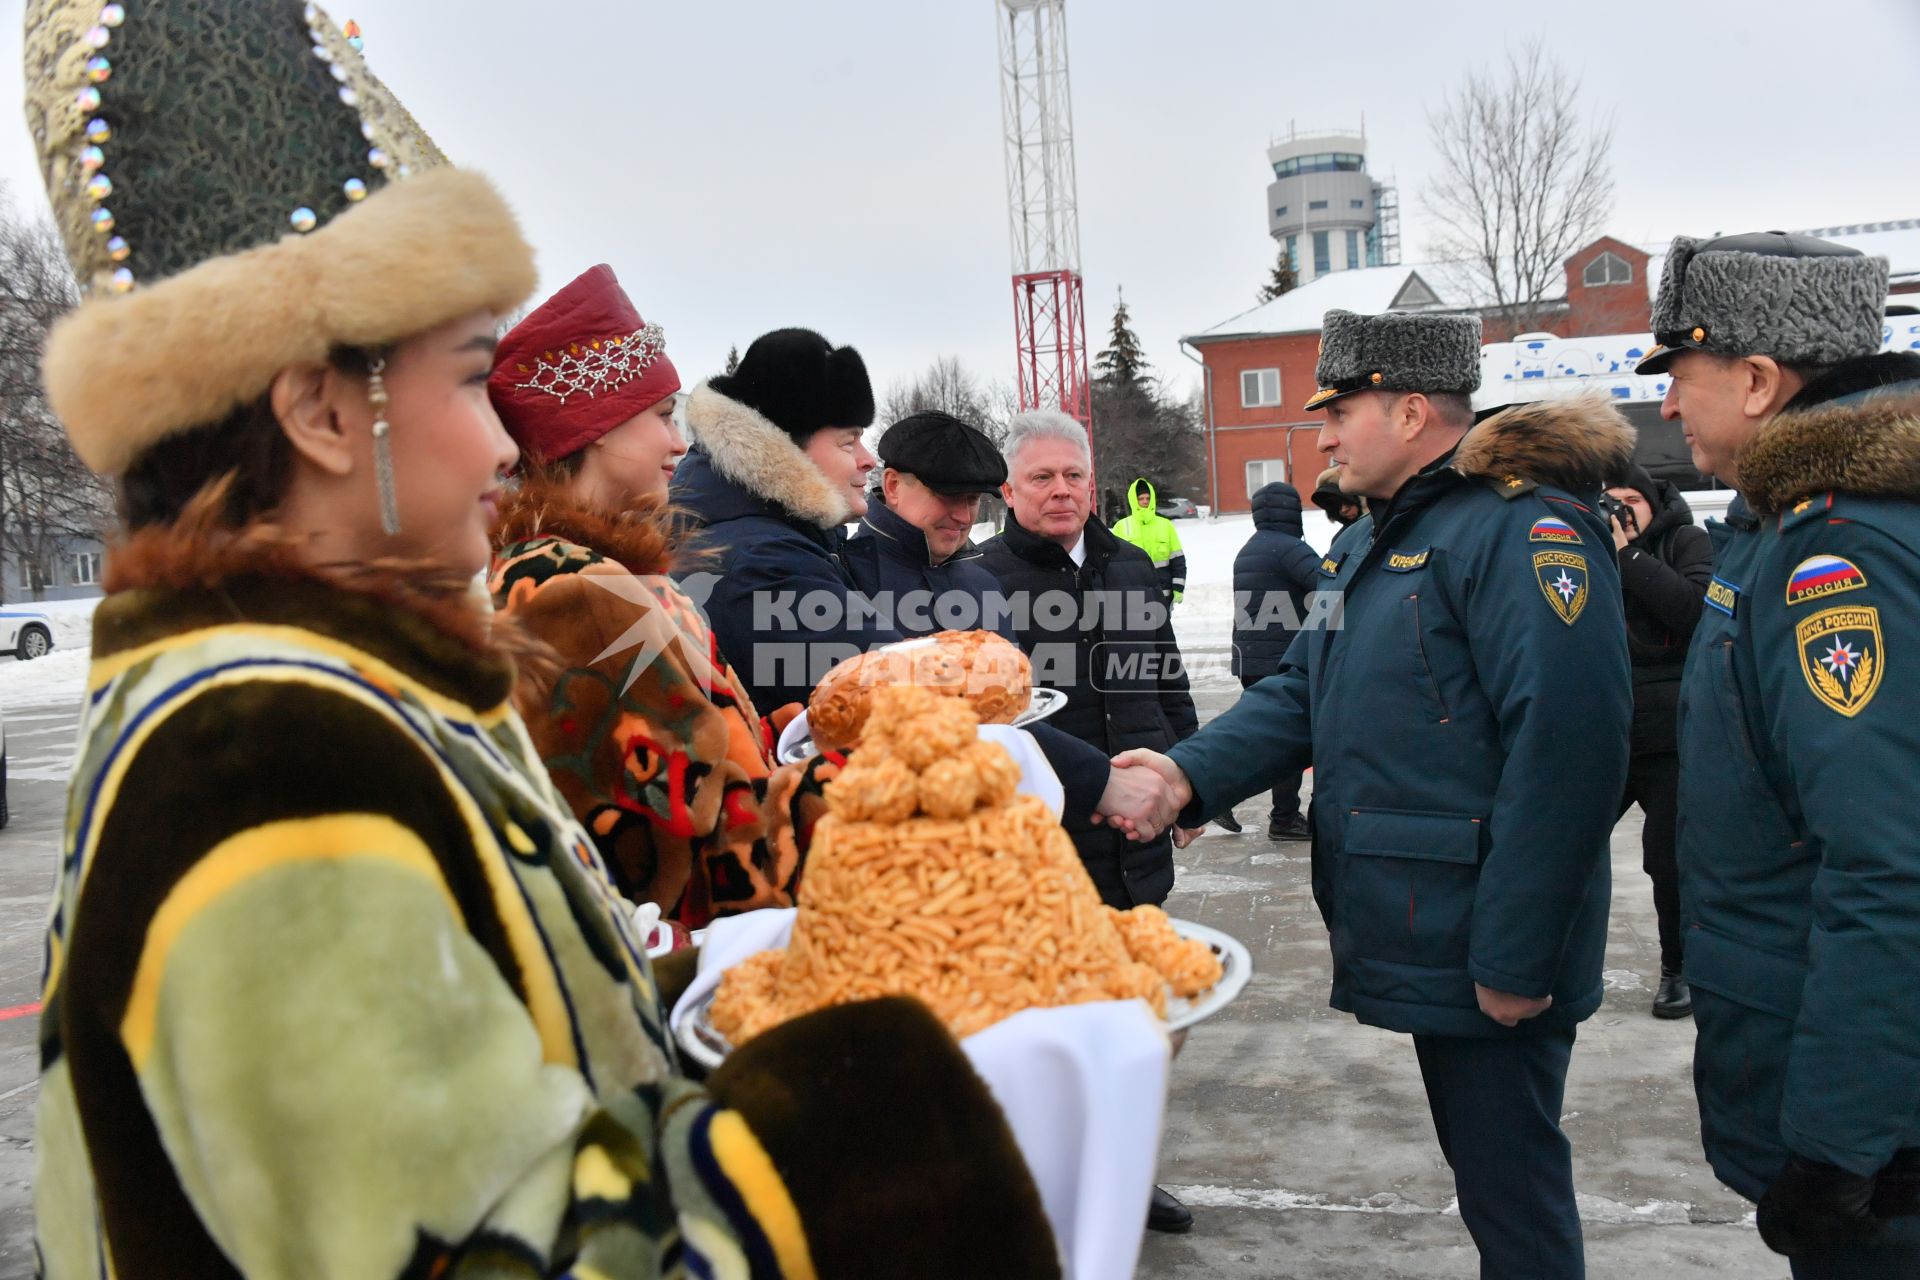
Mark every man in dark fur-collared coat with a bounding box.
[1106,310,1634,1278]
[670,328,888,717]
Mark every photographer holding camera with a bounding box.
[1606,467,1713,1018]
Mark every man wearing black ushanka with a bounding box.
[1103,308,1635,1277]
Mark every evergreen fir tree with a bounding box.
[1089,287,1206,505]
[1258,249,1298,303]
[723,345,741,376]
[1093,288,1150,388]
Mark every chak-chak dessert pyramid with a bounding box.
[713,684,1221,1043]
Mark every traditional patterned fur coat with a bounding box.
[491,478,830,926]
[36,505,1056,1279]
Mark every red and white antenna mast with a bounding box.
[996,0,1092,431]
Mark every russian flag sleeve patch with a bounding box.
[1786,555,1867,607]
[1528,517,1582,545]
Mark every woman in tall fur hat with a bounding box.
[488,266,831,927]
[25,4,1057,1277]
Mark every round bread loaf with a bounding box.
[808,630,1032,750]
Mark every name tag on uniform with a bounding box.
[1383,547,1431,573]
[1319,552,1347,578]
[1706,577,1740,618]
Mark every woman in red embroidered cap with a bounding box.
[489,264,828,927]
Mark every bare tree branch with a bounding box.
[1422,40,1615,335]
[0,183,113,600]
[877,356,1013,446]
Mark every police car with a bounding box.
[0,609,57,830]
[0,610,55,662]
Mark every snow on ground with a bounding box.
[1169,512,1338,691]
[0,648,90,713]
[2,649,90,781]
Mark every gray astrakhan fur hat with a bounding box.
[1636,232,1888,375]
[1305,310,1483,411]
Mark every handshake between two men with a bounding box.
[1093,749,1196,847]
[1090,748,1552,1031]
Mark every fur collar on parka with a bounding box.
[100,485,554,708]
[491,473,675,576]
[1738,393,1920,517]
[683,382,852,531]
[1449,395,1636,494]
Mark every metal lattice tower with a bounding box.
[1374,180,1402,267]
[996,0,1092,429]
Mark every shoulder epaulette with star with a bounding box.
[1779,492,1837,532]
[1487,473,1537,500]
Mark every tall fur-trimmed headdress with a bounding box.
[1635,232,1888,375]
[23,0,537,474]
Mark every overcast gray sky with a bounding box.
[4,0,1918,403]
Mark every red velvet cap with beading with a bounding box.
[490,264,681,464]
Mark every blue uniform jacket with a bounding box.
[1168,401,1634,1038]
[1676,358,1920,1201]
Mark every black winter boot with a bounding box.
[1147,1184,1193,1233]
[1653,968,1692,1019]
[1267,813,1311,842]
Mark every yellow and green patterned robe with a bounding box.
[35,521,1056,1279]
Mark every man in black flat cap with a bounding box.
[843,409,1010,636]
[842,411,1175,945]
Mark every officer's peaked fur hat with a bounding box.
[1636,232,1888,375]
[1306,310,1483,411]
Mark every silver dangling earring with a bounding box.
[367,354,400,536]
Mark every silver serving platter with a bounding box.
[675,915,1252,1070]
[776,685,1068,765]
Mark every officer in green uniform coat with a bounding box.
[1641,232,1920,1278]
[1104,309,1634,1277]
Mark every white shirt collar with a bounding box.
[1067,531,1088,567]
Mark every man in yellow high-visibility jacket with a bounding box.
[1111,477,1187,605]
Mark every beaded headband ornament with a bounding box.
[512,324,670,404]
[489,263,683,464]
